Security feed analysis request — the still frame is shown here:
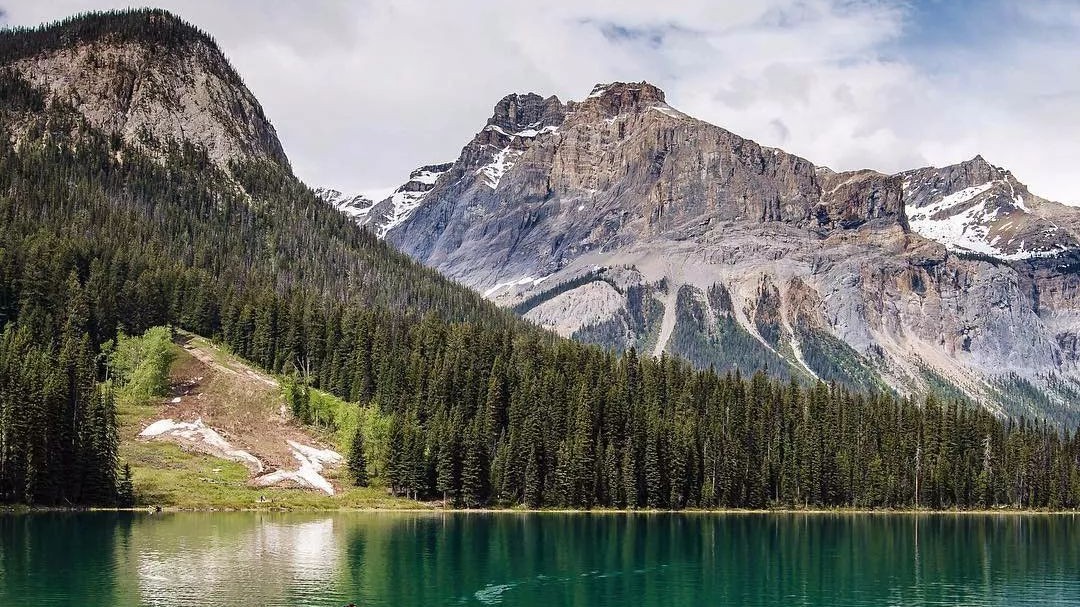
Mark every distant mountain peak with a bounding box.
[901,156,1077,261]
[317,162,452,237]
[367,79,1080,419]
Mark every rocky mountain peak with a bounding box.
[579,81,667,115]
[317,162,453,238]
[373,78,1080,420]
[902,155,1010,203]
[955,154,1009,183]
[900,154,1078,261]
[488,93,565,133]
[0,8,289,171]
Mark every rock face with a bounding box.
[377,81,1080,421]
[0,9,288,170]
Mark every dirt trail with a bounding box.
[182,340,279,388]
[137,334,342,494]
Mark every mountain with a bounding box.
[357,81,1080,422]
[4,9,1079,512]
[315,163,452,237]
[0,9,525,505]
[313,187,380,220]
[901,156,1080,260]
[0,9,288,171]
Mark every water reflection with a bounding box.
[0,512,1078,606]
[127,514,341,606]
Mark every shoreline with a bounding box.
[5,505,1080,515]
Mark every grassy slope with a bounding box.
[117,333,427,510]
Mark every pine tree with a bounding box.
[117,463,135,507]
[348,422,369,487]
[461,420,487,508]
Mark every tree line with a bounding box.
[266,306,1080,510]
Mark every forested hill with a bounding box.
[1,10,1079,510]
[0,9,533,505]
[0,9,289,171]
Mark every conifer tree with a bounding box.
[348,423,369,487]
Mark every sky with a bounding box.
[3,0,1079,203]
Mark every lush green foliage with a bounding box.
[669,284,796,380]
[108,327,176,404]
[0,279,119,505]
[348,424,369,487]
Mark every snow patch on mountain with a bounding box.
[478,147,520,190]
[587,84,609,99]
[477,124,560,190]
[317,164,451,237]
[380,165,451,236]
[484,124,559,138]
[314,187,379,219]
[649,103,689,120]
[379,190,427,237]
[905,180,1064,261]
[410,166,445,185]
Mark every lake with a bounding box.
[1,512,1078,606]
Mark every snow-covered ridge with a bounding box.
[410,166,445,186]
[587,84,609,99]
[484,124,559,138]
[649,102,689,120]
[905,179,1066,261]
[381,164,451,236]
[314,187,379,219]
[316,163,451,238]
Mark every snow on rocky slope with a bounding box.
[901,156,1078,261]
[316,163,451,237]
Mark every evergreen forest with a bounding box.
[1,15,1079,510]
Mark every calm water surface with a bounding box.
[1,512,1078,606]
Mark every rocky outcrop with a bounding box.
[0,9,288,170]
[377,80,1080,421]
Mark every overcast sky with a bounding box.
[4,0,1079,203]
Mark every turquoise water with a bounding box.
[1,512,1078,606]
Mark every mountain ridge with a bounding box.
[327,80,1080,421]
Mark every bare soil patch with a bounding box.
[139,334,342,491]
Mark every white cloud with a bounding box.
[3,0,1079,204]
